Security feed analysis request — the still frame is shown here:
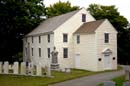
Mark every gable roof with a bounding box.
[27,9,81,36]
[74,19,105,34]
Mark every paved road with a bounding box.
[53,70,124,86]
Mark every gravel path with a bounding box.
[53,70,124,86]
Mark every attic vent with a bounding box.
[82,14,86,22]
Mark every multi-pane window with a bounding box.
[82,14,86,22]
[63,48,68,58]
[32,36,33,43]
[39,36,41,43]
[104,33,109,43]
[31,48,33,56]
[77,35,80,44]
[48,34,50,43]
[63,34,68,42]
[47,48,50,58]
[38,48,41,57]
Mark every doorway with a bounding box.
[104,54,111,70]
[75,54,80,68]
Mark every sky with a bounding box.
[44,0,130,22]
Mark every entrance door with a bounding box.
[75,54,80,68]
[104,54,111,70]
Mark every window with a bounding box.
[77,35,80,44]
[104,33,109,43]
[63,34,68,42]
[63,48,68,58]
[38,48,41,57]
[47,48,50,58]
[31,48,33,56]
[82,14,86,22]
[47,34,50,43]
[32,36,33,43]
[39,36,41,43]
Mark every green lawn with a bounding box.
[0,66,122,86]
[0,69,98,86]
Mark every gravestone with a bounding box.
[21,62,26,75]
[45,65,51,77]
[0,62,2,73]
[61,68,65,72]
[13,62,19,74]
[3,61,9,74]
[8,64,13,74]
[36,65,42,76]
[103,81,115,86]
[65,68,71,73]
[51,47,59,70]
[28,63,33,75]
[123,81,130,86]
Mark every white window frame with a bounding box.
[104,33,109,43]
[63,33,68,42]
[63,48,68,58]
[77,35,80,44]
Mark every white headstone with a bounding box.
[3,61,9,74]
[65,68,71,73]
[36,65,42,76]
[0,62,2,73]
[13,62,19,74]
[28,63,33,75]
[61,68,65,72]
[45,65,51,77]
[21,62,26,75]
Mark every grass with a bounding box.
[0,69,98,86]
[112,75,129,86]
[98,76,129,86]
[0,66,122,86]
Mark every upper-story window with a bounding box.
[32,36,33,43]
[77,35,80,44]
[31,48,33,56]
[63,33,68,42]
[38,48,41,57]
[47,34,50,43]
[82,14,86,22]
[39,36,41,43]
[63,48,68,58]
[104,33,109,43]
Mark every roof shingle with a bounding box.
[27,9,81,36]
[74,19,105,34]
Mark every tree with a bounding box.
[46,1,79,18]
[87,4,130,64]
[0,0,46,62]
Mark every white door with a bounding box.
[75,54,80,68]
[104,54,111,70]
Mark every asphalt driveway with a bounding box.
[53,70,124,86]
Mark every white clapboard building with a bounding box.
[23,8,117,71]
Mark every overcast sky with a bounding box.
[44,0,130,22]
